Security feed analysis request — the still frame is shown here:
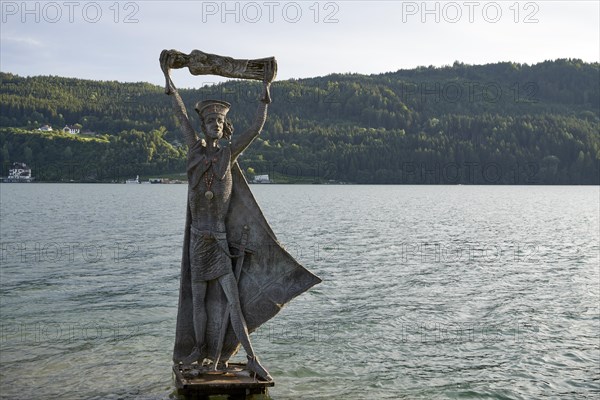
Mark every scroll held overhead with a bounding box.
[160,49,277,93]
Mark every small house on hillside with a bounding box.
[38,124,53,131]
[63,125,80,134]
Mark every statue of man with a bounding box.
[160,50,273,381]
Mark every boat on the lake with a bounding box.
[125,175,140,184]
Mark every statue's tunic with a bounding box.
[187,142,233,281]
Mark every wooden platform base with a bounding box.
[173,363,274,398]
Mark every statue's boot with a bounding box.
[246,355,272,381]
[182,345,207,365]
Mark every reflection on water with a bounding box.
[1,184,598,399]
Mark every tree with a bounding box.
[0,144,9,164]
[246,167,256,181]
[63,146,73,160]
[23,146,33,163]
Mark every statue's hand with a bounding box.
[261,82,271,104]
[261,62,273,104]
[160,49,172,73]
[160,50,175,95]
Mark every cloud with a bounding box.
[0,0,598,84]
[1,35,43,47]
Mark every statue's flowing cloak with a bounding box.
[173,162,321,363]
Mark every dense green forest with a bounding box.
[1,59,598,184]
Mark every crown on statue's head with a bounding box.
[195,100,231,120]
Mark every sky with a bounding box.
[1,0,599,88]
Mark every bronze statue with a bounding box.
[160,49,320,383]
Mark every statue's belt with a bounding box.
[190,226,226,240]
[189,226,253,258]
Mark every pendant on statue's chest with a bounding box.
[205,191,214,200]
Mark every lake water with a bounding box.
[0,184,598,399]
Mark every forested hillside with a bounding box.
[1,59,598,183]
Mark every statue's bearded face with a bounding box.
[203,115,224,140]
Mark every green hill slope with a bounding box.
[1,59,598,184]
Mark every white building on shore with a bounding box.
[252,174,271,184]
[4,162,34,182]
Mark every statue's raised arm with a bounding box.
[230,65,273,162]
[160,50,198,148]
[160,49,277,150]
